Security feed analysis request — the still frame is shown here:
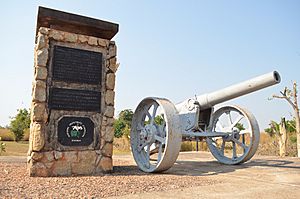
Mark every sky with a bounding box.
[0,0,299,130]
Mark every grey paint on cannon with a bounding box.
[130,71,281,173]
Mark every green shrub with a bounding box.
[9,108,30,142]
[0,129,15,141]
[290,135,297,144]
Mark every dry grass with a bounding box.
[0,128,30,141]
[0,141,28,156]
[180,132,298,157]
[257,132,297,157]
[0,129,15,141]
[113,137,131,155]
[0,133,297,157]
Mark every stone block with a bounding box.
[107,118,115,126]
[42,151,54,162]
[104,126,114,143]
[52,160,72,176]
[72,151,97,175]
[102,143,113,157]
[104,106,115,118]
[78,35,88,43]
[100,138,106,150]
[31,122,45,151]
[64,151,79,163]
[32,80,46,102]
[49,29,64,41]
[105,90,115,105]
[54,151,63,160]
[36,34,47,50]
[31,103,48,122]
[36,48,48,67]
[88,36,98,46]
[29,162,49,177]
[64,32,78,43]
[35,66,47,80]
[98,38,109,47]
[106,73,115,90]
[108,43,117,58]
[109,57,119,73]
[39,27,49,35]
[98,157,113,172]
[31,152,44,161]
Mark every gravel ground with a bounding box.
[0,158,218,198]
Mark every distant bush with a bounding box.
[22,128,30,141]
[0,129,15,141]
[9,108,30,142]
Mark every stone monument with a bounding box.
[27,6,119,176]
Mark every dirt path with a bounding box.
[1,152,300,198]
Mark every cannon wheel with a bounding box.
[206,105,260,165]
[130,97,182,172]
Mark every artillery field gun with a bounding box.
[130,71,281,172]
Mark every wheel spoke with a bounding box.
[220,139,225,155]
[242,134,246,153]
[232,142,237,159]
[137,123,144,131]
[154,135,165,144]
[150,103,159,125]
[216,121,225,132]
[145,144,150,168]
[229,115,244,130]
[138,141,148,152]
[157,143,163,163]
[226,111,233,126]
[240,129,250,134]
[144,108,152,121]
[232,137,247,150]
[207,105,259,165]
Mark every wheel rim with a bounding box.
[207,105,260,164]
[130,97,181,172]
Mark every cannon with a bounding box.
[130,71,281,173]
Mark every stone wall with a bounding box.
[28,27,118,176]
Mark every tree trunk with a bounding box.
[295,110,300,157]
[293,82,300,157]
[279,118,287,157]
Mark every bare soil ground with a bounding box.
[1,152,300,198]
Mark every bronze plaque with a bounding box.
[58,116,94,146]
[52,45,102,85]
[49,88,101,112]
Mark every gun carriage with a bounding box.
[130,71,281,172]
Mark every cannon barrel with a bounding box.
[194,71,281,109]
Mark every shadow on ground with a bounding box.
[112,157,300,177]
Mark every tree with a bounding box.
[114,109,133,138]
[265,118,288,157]
[270,82,300,157]
[9,108,30,142]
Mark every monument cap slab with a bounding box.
[36,6,119,40]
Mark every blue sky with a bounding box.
[0,0,299,129]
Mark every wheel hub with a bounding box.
[140,124,157,144]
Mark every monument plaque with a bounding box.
[49,88,101,112]
[52,46,102,84]
[58,117,94,146]
[29,6,119,176]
